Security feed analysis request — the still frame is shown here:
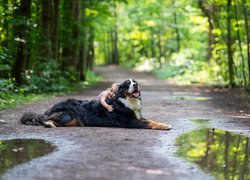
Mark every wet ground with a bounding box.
[0,66,249,180]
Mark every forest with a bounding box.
[0,0,250,108]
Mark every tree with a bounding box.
[52,0,59,62]
[198,0,216,62]
[233,0,246,87]
[242,0,250,90]
[172,0,180,52]
[71,0,81,70]
[40,0,51,60]
[226,0,235,88]
[12,0,31,85]
[111,0,119,65]
[2,0,9,47]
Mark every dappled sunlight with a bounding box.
[135,57,156,72]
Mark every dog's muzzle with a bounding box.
[128,85,140,98]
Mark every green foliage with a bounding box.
[153,51,228,85]
[93,0,250,89]
[0,0,104,109]
[1,0,250,110]
[0,69,101,110]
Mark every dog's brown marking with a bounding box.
[124,90,129,97]
[65,119,78,127]
[76,119,85,127]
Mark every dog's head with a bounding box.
[117,79,142,119]
[118,79,141,99]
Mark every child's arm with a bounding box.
[100,92,114,112]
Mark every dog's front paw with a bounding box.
[165,124,172,130]
[157,123,172,130]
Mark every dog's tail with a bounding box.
[20,112,44,126]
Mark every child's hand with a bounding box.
[107,105,114,112]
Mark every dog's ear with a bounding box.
[118,83,126,98]
[117,80,129,99]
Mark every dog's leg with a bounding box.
[43,112,63,128]
[76,119,85,127]
[145,120,172,130]
[43,120,58,128]
[130,118,172,130]
[65,119,84,127]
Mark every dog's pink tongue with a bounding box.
[132,92,140,97]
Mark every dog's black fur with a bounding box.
[20,79,171,130]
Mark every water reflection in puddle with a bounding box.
[176,128,250,179]
[0,139,55,175]
[164,96,212,101]
[191,119,210,125]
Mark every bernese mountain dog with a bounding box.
[20,79,172,130]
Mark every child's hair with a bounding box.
[105,82,120,91]
[113,81,120,87]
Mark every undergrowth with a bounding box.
[0,70,102,110]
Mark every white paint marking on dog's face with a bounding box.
[128,79,137,94]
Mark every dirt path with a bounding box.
[0,66,249,180]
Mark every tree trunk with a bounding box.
[111,0,119,65]
[77,0,86,81]
[12,0,31,85]
[150,27,156,58]
[52,0,59,62]
[61,0,73,72]
[2,0,9,47]
[71,0,81,68]
[226,0,235,88]
[41,0,51,60]
[157,27,163,68]
[87,30,94,70]
[233,0,246,87]
[173,11,180,52]
[198,0,216,62]
[106,31,112,65]
[242,0,250,90]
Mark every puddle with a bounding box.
[164,96,212,101]
[191,119,210,124]
[176,128,250,179]
[0,139,55,175]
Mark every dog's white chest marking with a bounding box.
[119,97,142,119]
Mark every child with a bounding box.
[97,82,120,112]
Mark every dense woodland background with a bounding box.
[0,0,250,108]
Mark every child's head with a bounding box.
[110,82,120,94]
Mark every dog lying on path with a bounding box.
[20,79,172,130]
